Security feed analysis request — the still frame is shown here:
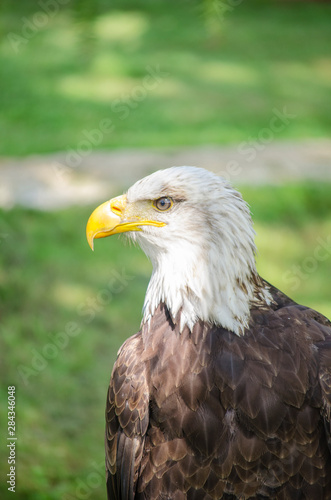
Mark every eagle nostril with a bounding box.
[111,203,122,217]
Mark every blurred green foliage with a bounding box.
[1,184,331,499]
[0,0,331,155]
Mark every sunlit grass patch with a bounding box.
[1,1,331,155]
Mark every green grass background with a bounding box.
[1,186,331,500]
[0,0,331,499]
[0,0,331,155]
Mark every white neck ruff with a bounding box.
[137,229,272,336]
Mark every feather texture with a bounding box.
[92,167,331,499]
[106,283,331,499]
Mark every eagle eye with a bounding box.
[153,197,173,211]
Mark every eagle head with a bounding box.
[86,166,272,335]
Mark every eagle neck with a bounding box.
[141,239,272,336]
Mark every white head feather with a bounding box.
[126,166,272,335]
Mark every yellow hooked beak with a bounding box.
[86,194,166,250]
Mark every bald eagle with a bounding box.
[86,166,331,500]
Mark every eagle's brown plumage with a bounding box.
[105,281,331,499]
[86,166,331,499]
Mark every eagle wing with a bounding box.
[318,333,331,453]
[106,332,149,500]
[267,279,331,454]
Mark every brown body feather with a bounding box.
[105,282,331,500]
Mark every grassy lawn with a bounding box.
[0,0,331,155]
[0,183,331,499]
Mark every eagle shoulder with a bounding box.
[261,280,331,452]
[317,327,331,453]
[106,332,149,500]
